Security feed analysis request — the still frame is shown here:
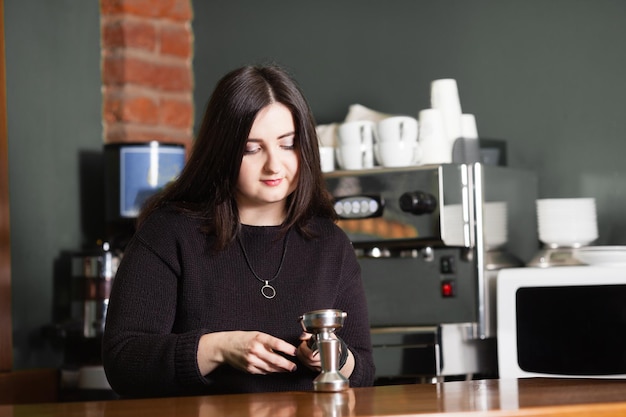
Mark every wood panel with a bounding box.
[0,0,13,373]
[0,369,59,405]
[2,379,626,416]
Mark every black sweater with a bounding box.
[102,207,375,397]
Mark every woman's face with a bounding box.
[236,102,300,225]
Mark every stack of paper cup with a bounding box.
[420,79,467,164]
[536,198,598,248]
[430,79,463,148]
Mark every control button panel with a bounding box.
[440,256,455,274]
[333,195,384,219]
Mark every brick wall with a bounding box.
[100,0,194,152]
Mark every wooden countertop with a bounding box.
[2,378,626,416]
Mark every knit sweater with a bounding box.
[102,207,375,397]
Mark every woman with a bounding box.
[102,64,375,397]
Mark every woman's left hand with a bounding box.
[296,332,321,372]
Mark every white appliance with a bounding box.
[497,264,626,379]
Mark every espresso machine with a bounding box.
[324,163,538,383]
[47,142,186,399]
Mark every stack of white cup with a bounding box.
[536,198,598,248]
[335,120,376,170]
[374,116,421,167]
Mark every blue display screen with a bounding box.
[119,146,185,217]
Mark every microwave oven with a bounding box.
[497,265,626,379]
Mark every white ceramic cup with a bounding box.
[338,120,376,146]
[319,146,335,172]
[336,144,371,170]
[374,140,422,168]
[377,116,419,143]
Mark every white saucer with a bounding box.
[573,246,626,266]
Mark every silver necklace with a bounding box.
[237,229,290,299]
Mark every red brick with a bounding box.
[103,55,192,92]
[105,123,192,147]
[155,63,192,91]
[103,93,158,124]
[164,0,193,22]
[101,21,124,49]
[127,20,158,50]
[160,23,191,58]
[101,0,192,21]
[125,58,158,87]
[102,19,156,50]
[160,98,193,128]
[103,94,122,123]
[100,0,122,16]
[102,55,125,86]
[123,96,159,124]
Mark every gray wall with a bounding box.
[194,0,626,244]
[5,0,626,370]
[5,1,102,368]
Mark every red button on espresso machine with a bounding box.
[441,280,455,297]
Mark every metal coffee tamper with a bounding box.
[299,309,349,392]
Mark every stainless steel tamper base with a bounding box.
[314,338,349,392]
[313,372,350,392]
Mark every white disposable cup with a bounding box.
[430,79,463,144]
[319,146,335,172]
[374,140,421,168]
[377,116,419,143]
[418,108,452,164]
[336,144,371,170]
[461,114,479,139]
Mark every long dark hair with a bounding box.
[139,65,336,249]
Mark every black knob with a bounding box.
[399,191,437,215]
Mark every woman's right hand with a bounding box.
[197,331,297,376]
